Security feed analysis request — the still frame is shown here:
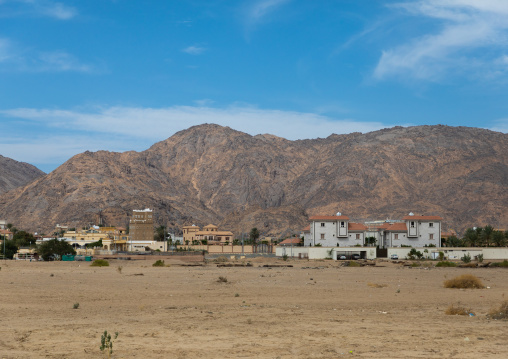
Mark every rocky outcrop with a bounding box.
[0,124,506,236]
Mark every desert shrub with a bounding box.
[477,253,484,263]
[411,262,421,267]
[282,254,288,261]
[491,260,508,268]
[117,266,122,274]
[217,276,228,283]
[445,304,473,316]
[438,251,445,261]
[315,243,322,247]
[436,261,457,267]
[461,253,471,263]
[487,301,508,320]
[152,260,165,267]
[73,302,80,309]
[91,259,109,267]
[444,274,484,289]
[348,261,361,267]
[214,256,228,263]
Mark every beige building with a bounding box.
[183,224,234,245]
[129,209,154,242]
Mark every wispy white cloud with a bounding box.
[491,118,508,133]
[247,0,291,22]
[36,51,92,72]
[0,40,93,72]
[0,0,77,20]
[374,0,508,81]
[0,104,392,170]
[182,45,206,55]
[0,38,13,62]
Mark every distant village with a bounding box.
[1,209,507,261]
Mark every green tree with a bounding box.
[463,228,480,247]
[365,236,376,247]
[445,235,465,247]
[480,225,494,247]
[86,239,103,248]
[38,239,76,261]
[154,225,166,242]
[2,239,19,259]
[13,231,37,247]
[249,228,260,245]
[492,230,506,247]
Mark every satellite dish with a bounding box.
[336,211,341,216]
[408,212,414,216]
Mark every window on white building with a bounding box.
[320,233,325,240]
[394,234,399,240]
[430,234,434,240]
[429,223,434,227]
[321,223,325,227]
[340,221,345,228]
[356,234,360,240]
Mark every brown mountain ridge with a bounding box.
[0,124,506,236]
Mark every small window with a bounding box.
[394,234,399,240]
[430,234,434,240]
[321,223,325,227]
[356,234,360,240]
[340,221,345,228]
[410,221,415,228]
[429,223,434,227]
[320,233,325,240]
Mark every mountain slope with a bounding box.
[0,155,45,194]
[0,124,506,236]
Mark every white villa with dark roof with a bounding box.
[306,212,442,248]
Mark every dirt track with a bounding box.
[0,258,507,358]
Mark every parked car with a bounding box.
[352,254,360,260]
[338,255,347,260]
[390,254,399,260]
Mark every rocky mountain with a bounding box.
[0,155,45,194]
[0,124,506,236]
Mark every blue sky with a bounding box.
[1,0,508,173]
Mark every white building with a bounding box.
[305,212,442,248]
[383,214,442,247]
[306,214,368,247]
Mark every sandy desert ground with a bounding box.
[0,256,507,358]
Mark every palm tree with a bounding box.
[463,228,479,247]
[480,225,494,247]
[492,230,506,247]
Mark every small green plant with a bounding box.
[117,266,123,274]
[235,293,240,297]
[100,330,119,358]
[315,243,322,247]
[436,261,457,267]
[461,253,471,263]
[152,259,165,267]
[438,251,445,261]
[348,261,361,267]
[73,302,80,309]
[411,262,421,267]
[477,254,484,263]
[282,254,288,261]
[91,259,109,267]
[491,260,508,267]
[218,276,228,283]
[407,248,424,260]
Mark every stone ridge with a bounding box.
[0,124,506,236]
[0,155,45,194]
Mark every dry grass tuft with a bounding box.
[443,274,484,289]
[445,304,472,316]
[367,283,388,288]
[217,276,228,283]
[487,301,508,320]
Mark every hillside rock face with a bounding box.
[0,124,506,236]
[0,155,45,194]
